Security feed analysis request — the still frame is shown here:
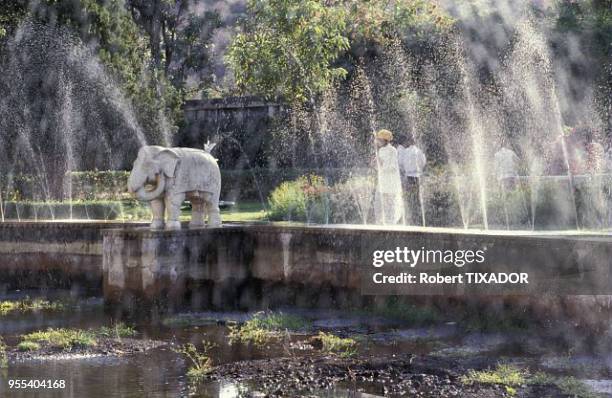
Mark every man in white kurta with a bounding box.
[398,136,427,225]
[374,129,404,225]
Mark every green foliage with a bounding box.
[343,0,453,44]
[328,174,376,224]
[19,324,137,351]
[268,175,329,222]
[228,312,310,346]
[316,332,357,357]
[227,0,350,103]
[0,298,64,316]
[25,0,184,143]
[96,323,137,339]
[173,340,215,380]
[0,0,27,39]
[69,171,130,200]
[17,341,40,352]
[2,200,132,220]
[528,372,600,398]
[554,376,600,398]
[21,328,97,350]
[0,336,7,368]
[227,0,452,103]
[463,366,599,397]
[461,364,526,387]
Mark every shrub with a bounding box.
[328,174,376,224]
[68,171,130,201]
[268,175,329,222]
[2,200,126,220]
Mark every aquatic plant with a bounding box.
[20,328,97,350]
[0,298,64,316]
[461,364,526,387]
[173,341,216,380]
[529,372,599,398]
[315,332,357,357]
[96,323,137,339]
[228,312,310,346]
[554,377,600,398]
[17,341,40,352]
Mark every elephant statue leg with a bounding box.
[203,192,221,226]
[165,192,185,230]
[150,198,165,230]
[189,198,206,228]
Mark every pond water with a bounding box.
[1,291,612,397]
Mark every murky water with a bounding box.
[1,291,612,397]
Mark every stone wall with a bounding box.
[1,220,612,326]
[0,221,146,292]
[179,97,283,170]
[102,225,612,315]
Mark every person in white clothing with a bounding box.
[374,129,404,225]
[398,137,427,178]
[494,145,520,190]
[398,135,426,225]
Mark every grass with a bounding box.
[96,323,137,338]
[228,311,310,346]
[316,332,357,357]
[18,324,137,351]
[463,366,600,398]
[529,372,600,398]
[17,341,40,352]
[555,377,600,398]
[461,364,526,387]
[221,201,268,222]
[21,328,97,350]
[179,200,268,222]
[173,340,216,380]
[0,298,64,316]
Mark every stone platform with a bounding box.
[1,221,611,314]
[101,224,612,313]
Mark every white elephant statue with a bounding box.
[127,145,221,230]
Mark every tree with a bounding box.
[226,0,350,104]
[126,0,221,96]
[0,0,27,39]
[25,0,186,143]
[226,0,451,104]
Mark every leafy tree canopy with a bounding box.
[226,0,452,104]
[227,0,350,104]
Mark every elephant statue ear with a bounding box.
[156,149,179,178]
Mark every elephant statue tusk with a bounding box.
[135,175,166,201]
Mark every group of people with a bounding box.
[373,125,612,227]
[374,129,426,225]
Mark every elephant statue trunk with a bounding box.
[133,175,166,202]
[128,145,222,230]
